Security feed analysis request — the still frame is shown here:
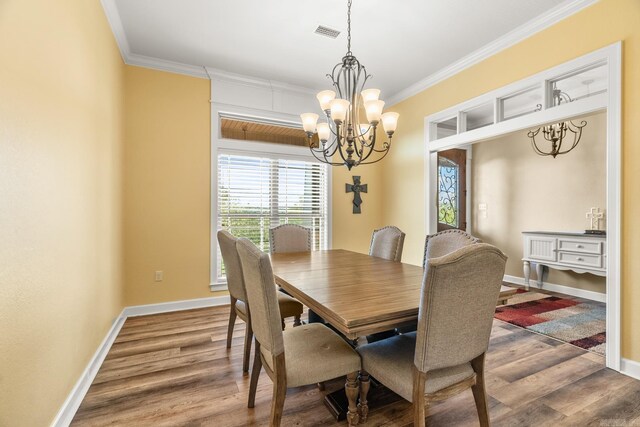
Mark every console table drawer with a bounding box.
[558,252,602,269]
[558,238,602,254]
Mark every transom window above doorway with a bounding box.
[427,56,609,147]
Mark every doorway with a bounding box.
[437,149,467,232]
[423,43,621,371]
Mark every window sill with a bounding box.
[210,282,228,292]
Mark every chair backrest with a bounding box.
[236,238,285,357]
[414,243,507,372]
[269,224,311,254]
[217,230,246,302]
[422,229,481,267]
[369,226,406,262]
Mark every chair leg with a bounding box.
[413,368,427,427]
[248,341,262,408]
[243,319,253,374]
[471,353,490,427]
[226,297,237,349]
[270,354,287,427]
[345,372,360,427]
[281,318,286,330]
[293,314,302,327]
[358,370,370,422]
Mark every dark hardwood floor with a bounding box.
[71,305,640,426]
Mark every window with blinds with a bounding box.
[216,152,329,281]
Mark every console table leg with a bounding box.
[536,263,544,288]
[523,261,531,291]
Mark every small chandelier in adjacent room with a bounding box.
[300,0,399,170]
[527,82,587,158]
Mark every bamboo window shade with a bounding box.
[221,118,319,148]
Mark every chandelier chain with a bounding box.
[347,0,352,54]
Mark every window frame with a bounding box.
[210,104,333,291]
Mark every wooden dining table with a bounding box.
[270,248,516,421]
[271,249,517,341]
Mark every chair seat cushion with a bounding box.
[276,292,304,318]
[357,332,474,402]
[236,292,303,319]
[261,323,361,387]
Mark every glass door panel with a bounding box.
[437,149,467,231]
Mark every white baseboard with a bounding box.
[621,358,640,381]
[51,310,126,427]
[123,295,230,317]
[52,295,230,426]
[503,274,606,303]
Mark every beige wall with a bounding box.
[472,112,606,293]
[382,0,640,361]
[123,66,216,306]
[0,0,125,425]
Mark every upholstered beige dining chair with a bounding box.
[423,229,481,267]
[366,226,406,343]
[369,225,406,261]
[217,231,303,374]
[237,238,362,427]
[358,243,507,427]
[269,224,311,253]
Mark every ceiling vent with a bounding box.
[315,25,340,39]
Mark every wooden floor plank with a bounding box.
[540,367,635,416]
[71,305,640,426]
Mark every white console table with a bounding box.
[522,231,606,290]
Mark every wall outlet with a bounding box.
[154,271,163,282]
[478,203,488,218]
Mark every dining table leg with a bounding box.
[358,370,370,422]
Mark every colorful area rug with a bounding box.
[495,288,606,356]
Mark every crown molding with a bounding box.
[127,53,209,79]
[385,0,600,106]
[100,0,130,62]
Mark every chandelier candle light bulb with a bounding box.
[329,99,350,123]
[361,88,381,103]
[364,100,384,124]
[300,0,399,169]
[381,112,399,135]
[317,122,331,141]
[300,113,319,134]
[317,90,336,111]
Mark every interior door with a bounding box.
[437,149,467,232]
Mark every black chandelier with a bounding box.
[527,83,587,158]
[300,0,399,170]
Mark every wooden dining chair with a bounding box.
[422,229,481,267]
[369,225,406,261]
[269,224,311,253]
[236,238,363,427]
[217,230,303,374]
[358,243,507,427]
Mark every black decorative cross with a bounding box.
[345,176,368,214]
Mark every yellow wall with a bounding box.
[122,66,386,306]
[0,0,125,425]
[123,66,216,306]
[472,112,606,292]
[382,0,640,361]
[331,162,386,255]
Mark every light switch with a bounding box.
[155,271,163,282]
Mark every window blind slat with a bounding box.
[217,153,329,280]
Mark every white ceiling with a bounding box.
[111,0,571,99]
